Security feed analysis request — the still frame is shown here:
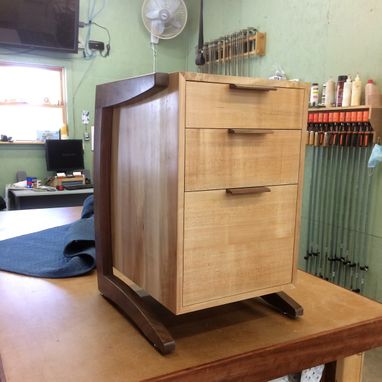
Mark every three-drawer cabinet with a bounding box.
[94,72,309,318]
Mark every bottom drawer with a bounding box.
[183,185,298,307]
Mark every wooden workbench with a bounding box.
[0,207,381,381]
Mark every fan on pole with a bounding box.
[142,0,188,44]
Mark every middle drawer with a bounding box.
[185,128,302,191]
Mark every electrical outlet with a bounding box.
[82,110,90,125]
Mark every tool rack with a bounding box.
[304,105,382,294]
[307,105,382,144]
[199,29,266,66]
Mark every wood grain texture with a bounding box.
[185,81,305,129]
[182,72,307,89]
[175,73,187,311]
[94,73,169,285]
[185,128,301,191]
[291,86,309,283]
[95,72,169,108]
[335,354,364,382]
[145,320,379,382]
[182,185,297,307]
[110,74,180,312]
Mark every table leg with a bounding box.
[335,353,364,382]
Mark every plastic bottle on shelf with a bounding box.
[319,82,327,106]
[365,79,380,106]
[309,83,319,107]
[336,75,348,107]
[325,78,336,107]
[342,76,352,107]
[351,74,362,106]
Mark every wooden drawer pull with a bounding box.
[228,128,274,135]
[229,84,278,91]
[226,187,271,195]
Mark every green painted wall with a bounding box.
[1,0,381,300]
[186,0,382,301]
[0,0,193,196]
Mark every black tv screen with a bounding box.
[0,0,79,53]
[45,139,84,173]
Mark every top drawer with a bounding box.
[185,81,305,130]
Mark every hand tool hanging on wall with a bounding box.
[346,113,363,289]
[357,144,374,293]
[318,112,336,279]
[197,27,264,75]
[195,0,205,66]
[312,135,325,276]
[304,108,377,294]
[322,124,336,280]
[305,145,317,272]
[338,113,357,286]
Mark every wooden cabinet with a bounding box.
[94,72,309,318]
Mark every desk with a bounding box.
[7,188,93,210]
[0,208,382,382]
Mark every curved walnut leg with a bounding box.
[99,275,175,355]
[260,291,304,318]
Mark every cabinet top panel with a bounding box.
[178,72,309,90]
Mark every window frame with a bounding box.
[0,61,67,144]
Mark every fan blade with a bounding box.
[168,0,181,14]
[170,19,182,29]
[145,9,160,20]
[151,20,166,36]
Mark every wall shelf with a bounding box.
[308,105,382,144]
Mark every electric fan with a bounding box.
[142,0,188,43]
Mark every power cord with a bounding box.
[81,20,111,58]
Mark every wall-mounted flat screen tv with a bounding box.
[0,0,79,53]
[45,139,84,173]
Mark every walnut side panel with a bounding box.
[110,76,180,312]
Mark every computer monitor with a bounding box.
[45,139,84,173]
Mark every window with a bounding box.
[0,62,66,142]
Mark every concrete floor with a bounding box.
[363,347,382,381]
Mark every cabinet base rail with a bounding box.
[99,275,303,355]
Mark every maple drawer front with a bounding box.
[183,185,298,307]
[185,81,304,130]
[185,128,302,191]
